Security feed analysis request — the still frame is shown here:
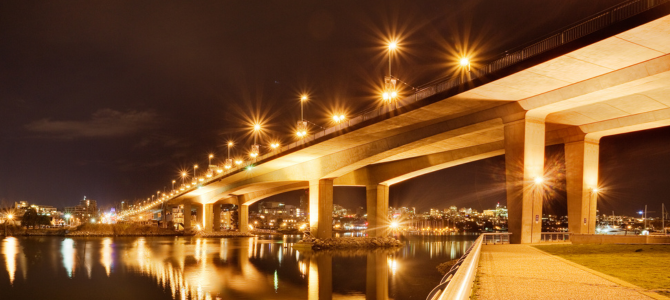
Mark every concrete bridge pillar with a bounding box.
[212,203,221,232]
[239,204,249,233]
[309,179,334,239]
[183,203,192,231]
[196,204,204,229]
[565,139,600,234]
[164,205,173,228]
[203,204,213,232]
[366,184,389,237]
[504,117,545,244]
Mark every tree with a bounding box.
[37,215,51,227]
[22,208,38,228]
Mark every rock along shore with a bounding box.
[296,237,403,250]
[195,231,254,237]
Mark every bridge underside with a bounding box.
[150,12,670,243]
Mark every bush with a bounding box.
[436,259,459,275]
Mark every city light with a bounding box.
[534,176,544,184]
[270,143,279,149]
[333,114,346,123]
[7,214,13,220]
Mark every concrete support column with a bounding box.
[212,204,221,232]
[366,184,389,237]
[183,203,192,231]
[239,204,249,233]
[203,204,213,232]
[504,117,545,244]
[565,139,600,234]
[196,204,204,229]
[309,179,334,239]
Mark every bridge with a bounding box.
[120,0,670,244]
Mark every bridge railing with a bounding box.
[540,232,571,242]
[121,0,670,219]
[426,233,511,300]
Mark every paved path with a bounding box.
[475,244,656,300]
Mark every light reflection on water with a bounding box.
[1,234,475,299]
[2,237,17,284]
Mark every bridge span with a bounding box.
[121,0,670,244]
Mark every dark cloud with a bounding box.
[24,109,159,139]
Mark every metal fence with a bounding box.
[540,232,571,242]
[426,233,512,300]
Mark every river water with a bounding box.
[0,234,476,300]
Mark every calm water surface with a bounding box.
[0,234,476,300]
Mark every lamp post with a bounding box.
[459,57,471,72]
[225,142,233,169]
[172,180,176,191]
[297,95,308,138]
[588,187,599,234]
[193,165,198,181]
[250,124,261,158]
[531,176,544,242]
[5,214,13,235]
[383,42,398,110]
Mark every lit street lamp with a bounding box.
[297,95,309,138]
[588,187,599,233]
[250,124,261,158]
[225,141,234,169]
[531,176,544,242]
[384,41,399,109]
[460,57,471,72]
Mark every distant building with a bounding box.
[65,196,98,224]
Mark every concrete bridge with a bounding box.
[121,0,670,244]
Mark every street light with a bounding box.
[531,176,544,242]
[588,187,600,233]
[172,180,175,191]
[332,114,346,123]
[193,164,198,181]
[270,142,280,150]
[459,57,471,72]
[225,141,234,169]
[250,124,261,158]
[384,40,399,109]
[297,95,309,138]
[208,154,214,168]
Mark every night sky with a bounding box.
[2,0,668,217]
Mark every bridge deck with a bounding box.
[475,244,659,300]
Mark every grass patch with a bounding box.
[534,244,670,297]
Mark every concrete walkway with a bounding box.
[475,244,657,300]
